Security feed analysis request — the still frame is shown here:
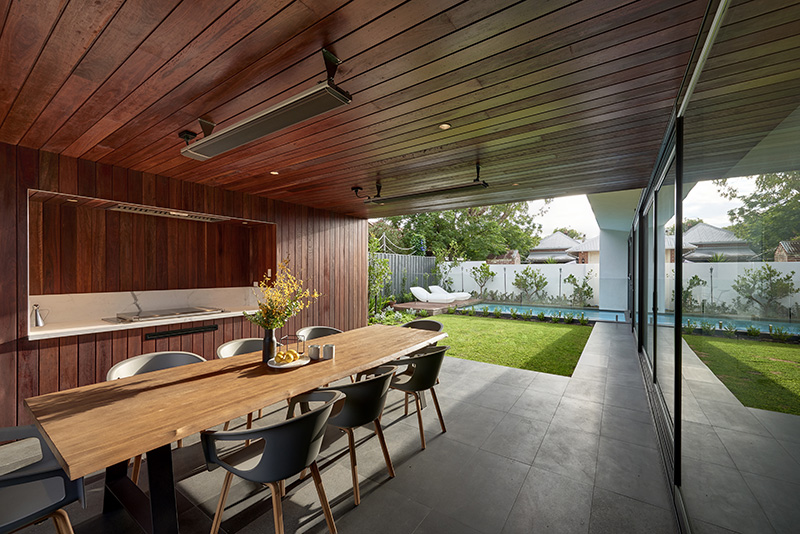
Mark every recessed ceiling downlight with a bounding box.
[438,123,451,130]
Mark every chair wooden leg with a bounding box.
[430,386,447,433]
[210,471,234,534]
[131,454,142,484]
[176,438,183,449]
[404,392,409,416]
[49,509,74,534]
[344,428,360,505]
[309,461,337,534]
[223,420,230,431]
[258,408,263,419]
[266,481,284,534]
[413,392,426,449]
[374,420,395,478]
[246,412,254,446]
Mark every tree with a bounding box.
[665,218,703,236]
[433,241,463,290]
[375,202,546,260]
[565,270,594,307]
[367,236,392,315]
[513,266,548,302]
[715,172,800,259]
[470,263,496,296]
[553,227,585,242]
[731,264,798,317]
[676,274,707,312]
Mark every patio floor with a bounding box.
[10,323,678,534]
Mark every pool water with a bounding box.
[457,303,800,335]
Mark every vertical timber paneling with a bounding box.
[1,142,367,426]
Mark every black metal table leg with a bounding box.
[146,444,179,534]
[102,444,179,534]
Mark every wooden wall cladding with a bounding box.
[0,142,368,427]
[29,201,273,294]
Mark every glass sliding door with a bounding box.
[656,163,677,421]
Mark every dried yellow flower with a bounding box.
[244,259,320,330]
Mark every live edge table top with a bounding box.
[26,324,447,480]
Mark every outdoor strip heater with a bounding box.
[181,80,351,161]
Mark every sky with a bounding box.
[527,176,756,240]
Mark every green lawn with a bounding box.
[684,335,800,416]
[434,314,592,376]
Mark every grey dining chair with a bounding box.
[106,350,205,483]
[296,325,342,341]
[201,390,345,534]
[0,425,85,534]
[387,345,449,449]
[216,337,271,428]
[401,319,444,332]
[296,365,397,505]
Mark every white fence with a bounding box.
[664,262,800,314]
[442,262,599,306]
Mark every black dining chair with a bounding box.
[106,350,205,483]
[386,345,449,449]
[295,365,397,505]
[201,390,344,534]
[401,319,444,332]
[0,425,85,534]
[216,338,271,428]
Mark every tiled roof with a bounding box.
[684,222,748,245]
[567,235,599,253]
[531,231,580,251]
[778,240,800,256]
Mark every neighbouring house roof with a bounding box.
[684,222,748,245]
[664,235,697,251]
[530,231,580,252]
[682,223,756,261]
[567,235,599,254]
[778,240,800,257]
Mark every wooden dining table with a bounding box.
[25,324,447,534]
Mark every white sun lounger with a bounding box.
[429,285,471,301]
[410,286,455,303]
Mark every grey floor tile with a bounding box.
[481,412,550,465]
[502,466,593,534]
[588,487,676,534]
[571,363,609,383]
[550,396,603,435]
[325,485,430,534]
[689,518,739,534]
[413,509,483,534]
[470,383,526,412]
[715,428,800,484]
[604,384,648,413]
[594,437,671,509]
[600,406,657,449]
[528,373,570,396]
[492,367,538,389]
[564,377,606,403]
[741,472,800,534]
[681,457,775,534]
[432,449,529,534]
[532,424,600,485]
[605,370,645,390]
[435,402,504,448]
[688,380,741,406]
[748,408,800,444]
[697,399,771,437]
[509,388,562,422]
[680,420,736,469]
[386,435,477,506]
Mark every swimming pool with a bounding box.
[457,303,800,334]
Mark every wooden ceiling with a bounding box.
[1,0,765,218]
